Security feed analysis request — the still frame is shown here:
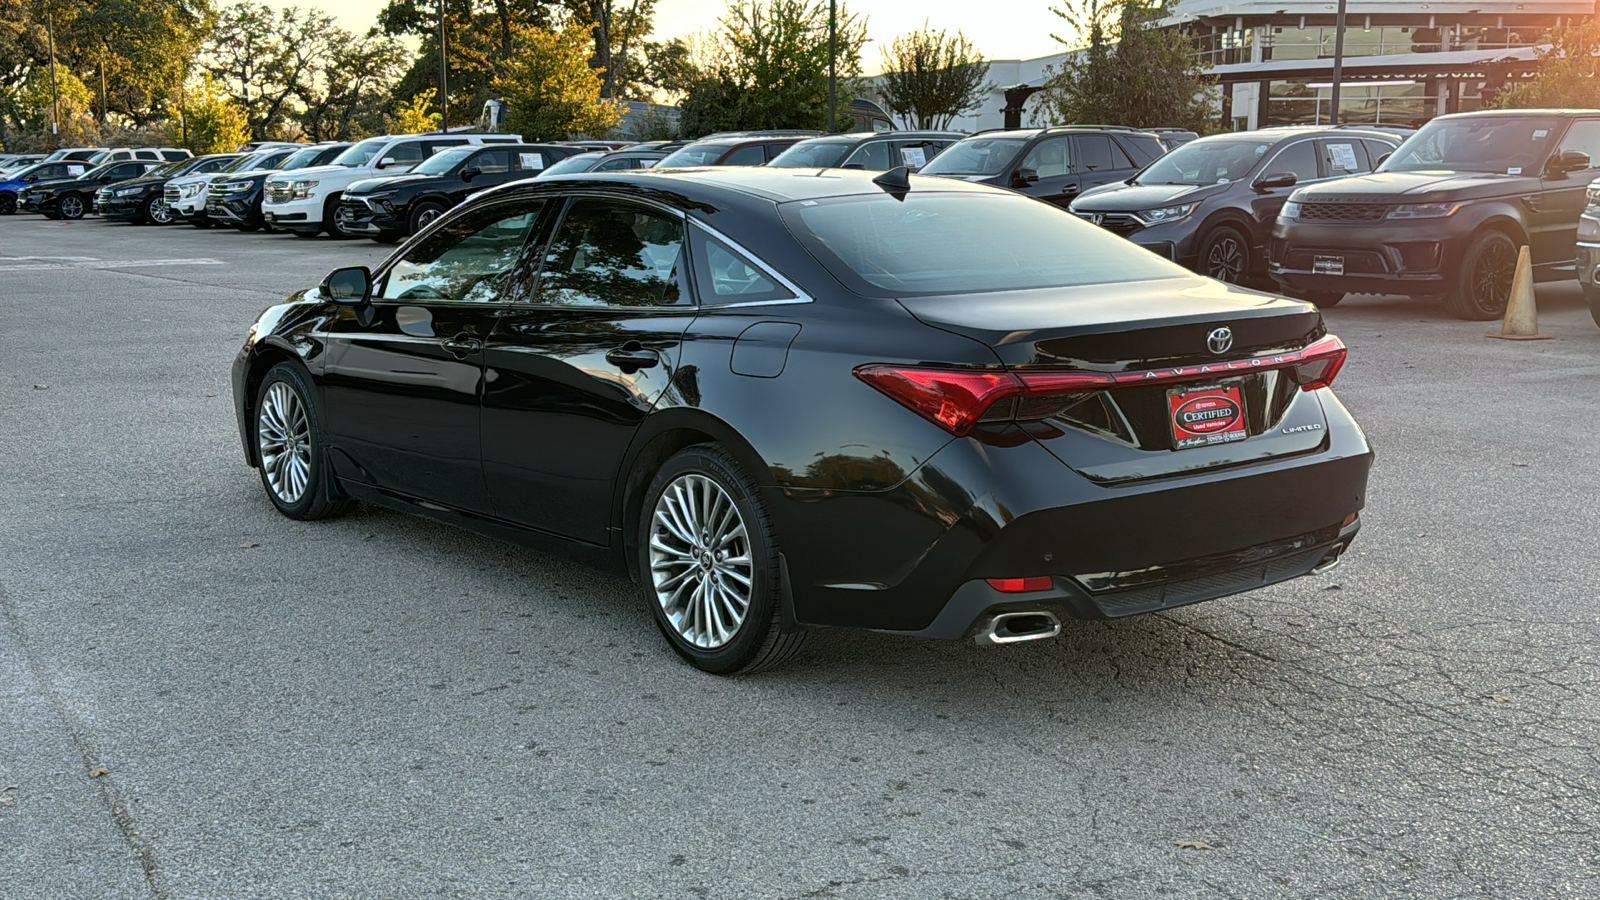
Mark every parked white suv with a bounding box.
[263,132,520,237]
[166,144,300,227]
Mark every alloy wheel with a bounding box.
[648,473,753,650]
[257,381,313,504]
[150,201,172,224]
[1471,239,1516,312]
[59,194,84,219]
[1206,235,1246,283]
[415,207,442,229]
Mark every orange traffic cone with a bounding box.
[1486,245,1553,340]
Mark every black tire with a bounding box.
[292,229,319,239]
[252,362,354,521]
[1586,284,1600,329]
[57,192,87,220]
[190,216,214,229]
[237,222,261,233]
[373,229,404,244]
[1302,291,1344,308]
[322,195,351,239]
[0,192,14,215]
[1445,229,1520,321]
[409,201,446,235]
[637,445,806,674]
[1200,225,1251,285]
[42,211,61,220]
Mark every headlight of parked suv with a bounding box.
[182,183,204,197]
[1139,203,1196,223]
[115,186,146,197]
[1585,184,1600,213]
[1279,200,1302,221]
[1386,202,1461,219]
[291,180,318,199]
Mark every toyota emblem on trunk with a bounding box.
[1207,326,1234,355]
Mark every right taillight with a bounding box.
[1288,334,1347,391]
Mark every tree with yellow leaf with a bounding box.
[492,25,622,141]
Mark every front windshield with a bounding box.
[783,191,1187,297]
[280,147,328,170]
[768,141,852,168]
[538,153,602,176]
[1380,116,1565,174]
[1135,137,1275,185]
[332,139,387,168]
[658,144,735,167]
[81,162,121,181]
[413,146,475,176]
[919,137,1028,177]
[225,151,276,173]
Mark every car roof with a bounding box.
[527,166,1004,205]
[1434,108,1600,119]
[794,131,964,145]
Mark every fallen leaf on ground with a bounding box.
[1489,694,1512,703]
[33,384,48,390]
[0,796,14,807]
[1173,840,1216,850]
[1511,462,1529,468]
[1323,584,1342,591]
[239,542,260,549]
[88,767,110,778]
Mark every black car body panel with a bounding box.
[336,143,583,238]
[1072,128,1399,283]
[18,161,161,216]
[207,144,350,228]
[1271,109,1600,299]
[920,126,1168,208]
[98,154,242,221]
[232,168,1370,641]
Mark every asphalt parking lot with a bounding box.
[4,213,1600,899]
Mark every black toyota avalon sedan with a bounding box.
[1271,109,1600,319]
[231,167,1370,673]
[1070,128,1399,295]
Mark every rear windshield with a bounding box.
[768,141,853,168]
[919,137,1029,177]
[1380,115,1565,174]
[538,153,602,176]
[781,191,1188,297]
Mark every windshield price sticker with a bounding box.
[519,152,544,170]
[900,146,927,168]
[1169,385,1248,449]
[1327,143,1359,171]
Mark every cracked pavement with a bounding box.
[3,214,1599,898]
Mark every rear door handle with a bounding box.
[606,345,660,368]
[441,334,481,357]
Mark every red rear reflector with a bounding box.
[1342,512,1359,527]
[986,576,1053,593]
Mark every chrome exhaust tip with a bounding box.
[1311,545,1345,575]
[975,611,1062,646]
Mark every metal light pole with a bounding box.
[827,0,837,132]
[46,3,60,143]
[437,0,449,132]
[1329,0,1348,124]
[99,57,108,126]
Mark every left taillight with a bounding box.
[855,334,1349,437]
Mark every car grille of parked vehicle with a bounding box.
[210,182,245,201]
[162,184,181,206]
[265,183,292,204]
[1076,212,1144,237]
[1296,201,1389,223]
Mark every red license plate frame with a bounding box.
[1168,383,1248,450]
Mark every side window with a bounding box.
[1363,140,1397,165]
[1019,137,1071,178]
[1556,120,1600,169]
[534,198,687,307]
[425,139,469,156]
[135,150,157,160]
[383,142,426,167]
[722,144,766,167]
[471,149,511,174]
[112,163,141,180]
[594,156,640,171]
[1319,140,1371,176]
[689,227,796,305]
[844,141,892,171]
[378,200,545,303]
[893,142,937,169]
[1264,140,1320,182]
[1073,135,1131,173]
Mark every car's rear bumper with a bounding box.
[772,393,1372,635]
[1269,218,1458,296]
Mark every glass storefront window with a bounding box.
[1267,80,1436,128]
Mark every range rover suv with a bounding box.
[1271,109,1600,319]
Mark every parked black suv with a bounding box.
[919,126,1167,208]
[768,131,963,171]
[1271,109,1600,319]
[1071,127,1400,292]
[17,159,162,219]
[208,143,350,231]
[97,154,242,224]
[338,142,583,241]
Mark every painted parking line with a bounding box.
[0,258,227,271]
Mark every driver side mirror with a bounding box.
[1254,171,1298,191]
[321,266,373,304]
[1376,151,1393,166]
[460,166,481,181]
[378,156,399,169]
[99,175,115,184]
[1549,149,1591,176]
[1012,167,1039,188]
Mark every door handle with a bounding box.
[441,333,481,357]
[605,344,660,369]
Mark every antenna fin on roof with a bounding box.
[872,165,912,199]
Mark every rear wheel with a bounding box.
[57,192,86,220]
[1200,226,1251,285]
[409,202,446,235]
[637,445,805,674]
[1586,284,1600,329]
[253,362,353,521]
[322,195,350,239]
[1444,229,1519,321]
[0,192,14,215]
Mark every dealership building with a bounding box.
[907,0,1595,132]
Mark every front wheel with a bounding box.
[253,362,353,520]
[147,199,172,225]
[0,192,14,215]
[409,202,446,235]
[1444,229,1519,321]
[637,445,805,674]
[57,192,86,220]
[1200,226,1251,286]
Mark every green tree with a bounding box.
[202,1,333,139]
[295,29,409,141]
[391,87,442,133]
[877,24,990,129]
[1039,0,1217,132]
[641,37,697,98]
[678,0,866,135]
[491,25,623,140]
[561,0,657,99]
[170,73,249,152]
[377,0,554,126]
[1493,18,1600,109]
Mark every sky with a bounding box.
[268,0,1072,70]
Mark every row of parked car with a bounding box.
[4,110,1599,321]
